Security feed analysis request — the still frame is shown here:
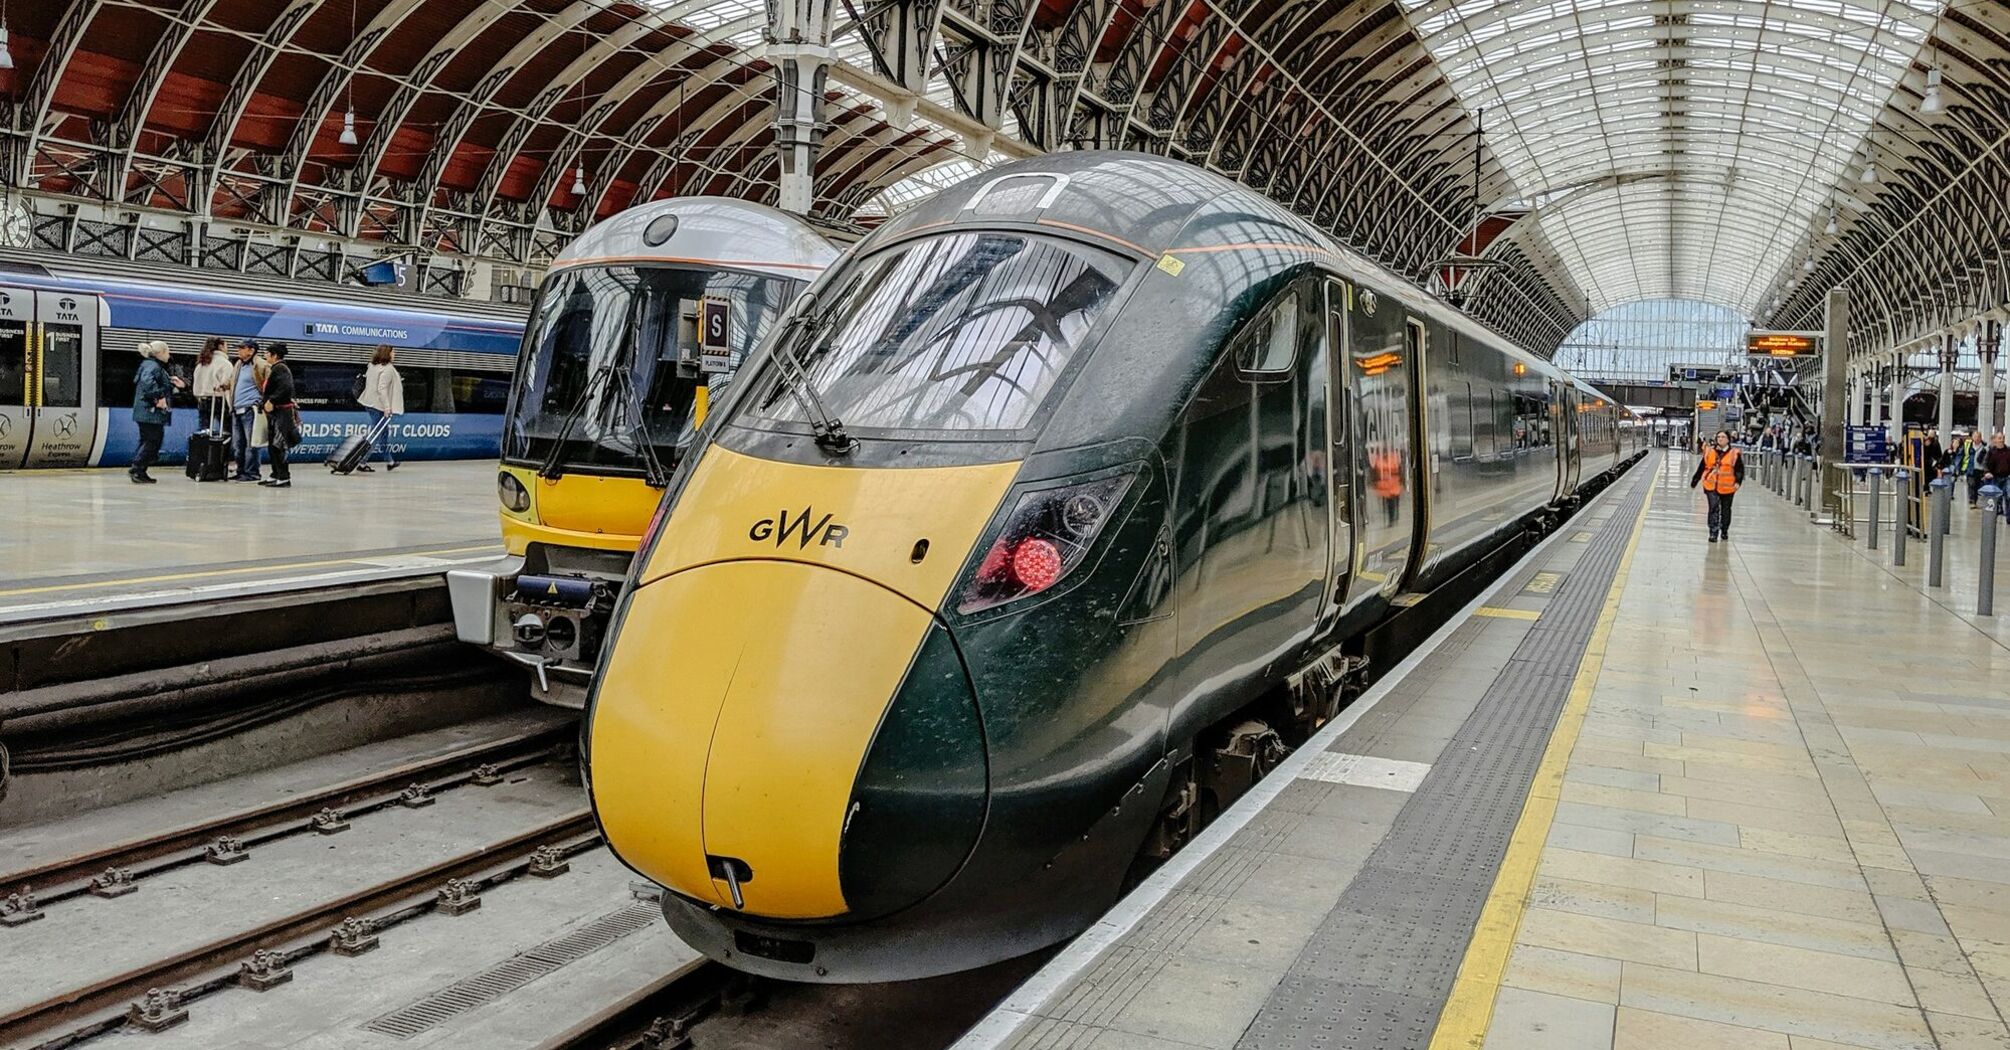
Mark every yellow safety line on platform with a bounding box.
[1472,607,1542,621]
[0,544,502,598]
[1425,476,1656,1050]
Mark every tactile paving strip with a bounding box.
[1238,469,1653,1050]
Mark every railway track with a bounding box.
[2,810,599,1050]
[0,723,572,916]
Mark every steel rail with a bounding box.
[2,813,598,1048]
[0,724,573,906]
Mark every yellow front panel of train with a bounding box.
[533,472,663,538]
[591,444,1022,919]
[638,445,1022,608]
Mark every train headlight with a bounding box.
[959,472,1134,614]
[499,471,532,513]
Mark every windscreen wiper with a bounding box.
[768,292,857,455]
[536,364,611,482]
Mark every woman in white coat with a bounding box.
[356,344,405,472]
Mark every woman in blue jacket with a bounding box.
[130,341,183,484]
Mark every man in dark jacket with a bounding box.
[1923,427,1945,479]
[259,343,299,489]
[130,341,184,484]
[1984,432,2010,518]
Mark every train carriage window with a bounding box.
[747,231,1132,434]
[1234,289,1299,377]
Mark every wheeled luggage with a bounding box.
[328,414,391,475]
[186,397,230,481]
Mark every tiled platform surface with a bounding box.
[964,450,2010,1050]
[1481,455,2010,1050]
[0,461,503,622]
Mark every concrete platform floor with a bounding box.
[0,460,504,621]
[964,451,2010,1050]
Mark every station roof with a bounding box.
[2,0,2003,358]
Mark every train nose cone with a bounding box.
[588,560,983,920]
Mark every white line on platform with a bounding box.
[0,554,506,625]
[1297,752,1432,793]
[949,460,1647,1050]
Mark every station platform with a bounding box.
[961,450,2010,1050]
[0,461,505,624]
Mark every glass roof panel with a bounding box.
[1397,0,1941,314]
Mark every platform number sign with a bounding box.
[700,297,731,374]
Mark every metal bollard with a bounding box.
[1867,468,1883,549]
[1930,478,1951,587]
[1982,484,2001,617]
[1940,471,1953,537]
[1800,457,1814,507]
[1893,469,1909,566]
[1789,457,1802,505]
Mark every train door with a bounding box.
[1553,382,1581,496]
[0,287,30,468]
[25,291,98,466]
[1346,282,1414,599]
[1317,279,1356,618]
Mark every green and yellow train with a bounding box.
[583,153,1647,980]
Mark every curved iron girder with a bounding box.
[470,0,721,227]
[194,0,324,215]
[106,0,225,204]
[530,16,768,217]
[342,0,531,236]
[581,51,766,218]
[14,0,103,187]
[728,103,881,207]
[270,0,433,227]
[409,0,602,245]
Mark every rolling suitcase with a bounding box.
[186,398,230,481]
[329,414,391,475]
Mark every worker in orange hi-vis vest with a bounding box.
[1689,429,1745,544]
[1371,445,1404,526]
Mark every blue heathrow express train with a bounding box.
[0,261,525,469]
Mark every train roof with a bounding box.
[551,197,839,281]
[868,151,1614,407]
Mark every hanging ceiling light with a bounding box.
[339,109,359,146]
[1803,258,1815,273]
[1859,155,1878,183]
[1825,212,1839,236]
[0,24,13,72]
[571,166,588,197]
[1921,67,1944,114]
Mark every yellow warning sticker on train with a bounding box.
[1155,254,1185,276]
[1524,571,1562,594]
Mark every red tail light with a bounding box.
[958,472,1134,614]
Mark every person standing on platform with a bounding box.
[259,343,299,489]
[129,341,184,484]
[191,337,234,434]
[1923,427,1945,479]
[355,344,404,472]
[1690,429,1744,544]
[229,340,266,481]
[1984,432,2010,518]
[1949,431,1981,507]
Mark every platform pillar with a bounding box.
[1981,320,2001,442]
[769,0,834,216]
[1938,333,1958,444]
[1821,289,1850,514]
[1889,348,1908,445]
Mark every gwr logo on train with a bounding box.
[748,508,849,549]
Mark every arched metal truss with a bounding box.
[0,0,2002,363]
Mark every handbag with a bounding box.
[251,410,269,447]
[272,405,303,451]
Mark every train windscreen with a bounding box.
[746,230,1132,435]
[506,265,800,472]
